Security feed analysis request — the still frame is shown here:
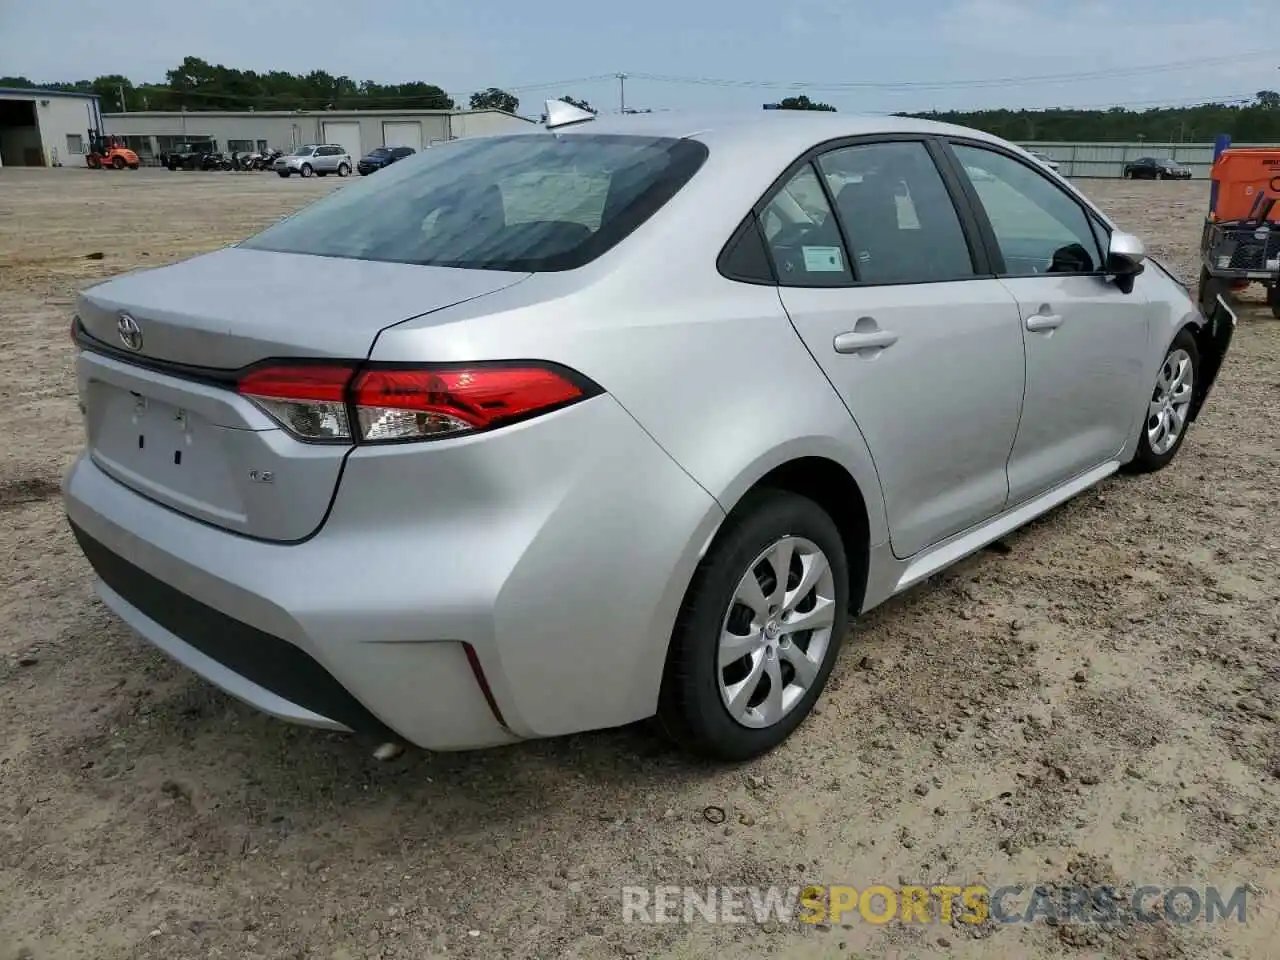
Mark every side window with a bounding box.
[719,215,775,283]
[816,140,976,285]
[953,144,1103,276]
[760,164,852,286]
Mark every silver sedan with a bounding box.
[64,102,1234,760]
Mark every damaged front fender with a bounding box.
[1189,294,1237,423]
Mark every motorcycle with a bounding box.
[256,148,284,171]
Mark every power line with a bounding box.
[625,48,1280,92]
[897,92,1262,114]
[118,74,615,109]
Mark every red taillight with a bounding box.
[238,364,356,442]
[352,366,585,442]
[236,361,593,444]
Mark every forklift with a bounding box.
[1198,142,1280,318]
[85,128,140,170]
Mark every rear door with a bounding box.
[770,138,1027,559]
[944,141,1152,505]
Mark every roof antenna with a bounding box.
[544,99,596,130]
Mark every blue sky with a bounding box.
[2,0,1277,116]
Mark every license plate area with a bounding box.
[85,379,247,524]
[93,386,207,477]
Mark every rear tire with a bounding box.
[657,489,850,761]
[1123,328,1201,474]
[277,171,290,178]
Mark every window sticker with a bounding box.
[802,245,844,272]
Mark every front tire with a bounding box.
[337,163,350,177]
[300,163,313,178]
[111,156,125,170]
[1123,328,1200,474]
[657,490,849,761]
[1268,285,1280,320]
[277,171,290,178]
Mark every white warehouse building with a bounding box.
[102,108,534,164]
[0,86,102,167]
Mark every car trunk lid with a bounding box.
[74,248,528,541]
[76,246,528,369]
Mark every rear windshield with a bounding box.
[240,133,709,272]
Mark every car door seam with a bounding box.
[995,277,1032,499]
[771,286,891,521]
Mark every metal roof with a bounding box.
[0,86,100,100]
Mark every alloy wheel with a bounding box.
[717,536,837,729]
[1147,347,1194,456]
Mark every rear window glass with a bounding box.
[241,133,709,272]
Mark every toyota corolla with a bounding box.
[64,101,1234,760]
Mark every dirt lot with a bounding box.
[1,168,1277,960]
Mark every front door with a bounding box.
[948,142,1153,505]
[766,139,1027,558]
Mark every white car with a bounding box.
[1029,151,1061,173]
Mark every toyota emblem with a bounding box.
[117,313,143,352]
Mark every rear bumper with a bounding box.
[63,394,723,750]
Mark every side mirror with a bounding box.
[1107,231,1146,294]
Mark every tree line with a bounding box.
[0,57,537,115]
[3,57,1278,141]
[903,92,1280,143]
[777,91,1280,142]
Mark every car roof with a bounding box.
[535,110,1012,154]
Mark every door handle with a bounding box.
[834,330,899,354]
[1025,313,1063,332]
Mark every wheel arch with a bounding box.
[714,452,879,613]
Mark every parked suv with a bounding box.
[1123,157,1192,180]
[357,145,416,175]
[276,144,352,178]
[163,140,222,171]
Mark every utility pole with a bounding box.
[617,73,627,114]
[118,83,127,112]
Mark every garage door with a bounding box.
[382,121,422,151]
[321,121,361,159]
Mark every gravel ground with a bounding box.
[1,168,1277,960]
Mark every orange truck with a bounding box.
[1199,145,1280,318]
[85,130,140,170]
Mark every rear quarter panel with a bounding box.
[370,131,891,548]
